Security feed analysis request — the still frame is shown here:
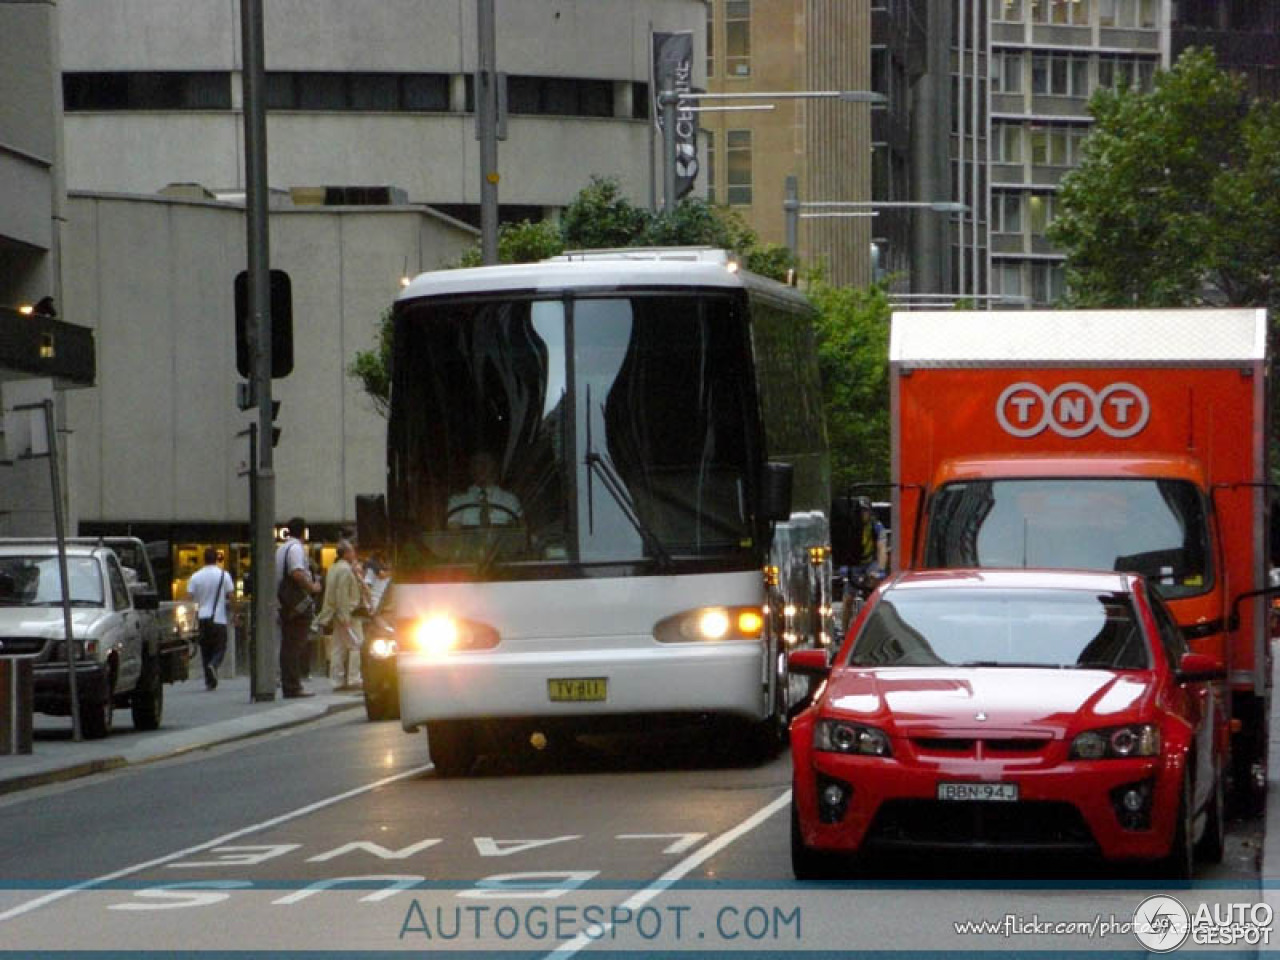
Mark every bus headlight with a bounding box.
[655,606,766,643]
[404,615,499,657]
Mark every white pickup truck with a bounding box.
[0,537,194,738]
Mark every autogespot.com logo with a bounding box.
[1133,895,1190,953]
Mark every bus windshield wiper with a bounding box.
[584,453,673,570]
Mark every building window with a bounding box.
[725,1,751,78]
[706,130,717,203]
[1098,55,1157,92]
[1100,0,1155,27]
[994,122,1023,162]
[996,0,1025,21]
[63,72,232,111]
[993,50,1024,93]
[706,0,716,78]
[1032,53,1090,96]
[466,74,615,118]
[268,72,451,112]
[996,262,1023,299]
[994,192,1023,233]
[1031,262,1065,304]
[1028,192,1056,233]
[726,129,752,204]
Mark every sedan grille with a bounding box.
[867,799,1094,851]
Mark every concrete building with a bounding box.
[703,0,877,288]
[0,1,95,536]
[57,0,704,222]
[63,191,474,591]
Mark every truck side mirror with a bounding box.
[131,587,160,611]
[761,462,793,524]
[356,494,389,549]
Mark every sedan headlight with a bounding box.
[814,718,892,757]
[51,638,97,660]
[1070,724,1160,760]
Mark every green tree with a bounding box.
[807,275,892,492]
[346,307,393,418]
[451,218,566,268]
[1049,47,1279,308]
[559,175,652,250]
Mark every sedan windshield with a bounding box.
[925,478,1212,600]
[0,556,104,606]
[848,588,1148,669]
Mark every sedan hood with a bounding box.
[823,667,1154,736]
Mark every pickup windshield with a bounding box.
[0,556,105,606]
[924,478,1212,600]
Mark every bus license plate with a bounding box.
[548,678,607,702]
[937,782,1018,802]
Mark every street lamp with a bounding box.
[657,87,885,214]
[782,175,968,252]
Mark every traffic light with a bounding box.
[271,399,282,447]
[235,269,294,378]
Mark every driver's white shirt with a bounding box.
[447,484,522,526]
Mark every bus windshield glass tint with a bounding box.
[389,293,759,569]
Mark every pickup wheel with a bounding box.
[131,662,164,731]
[81,676,115,740]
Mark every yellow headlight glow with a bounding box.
[737,610,764,637]
[698,609,731,640]
[413,615,459,657]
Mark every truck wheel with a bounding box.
[426,721,476,777]
[131,663,164,731]
[81,677,115,740]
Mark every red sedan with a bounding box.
[789,569,1225,879]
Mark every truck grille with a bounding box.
[0,636,48,656]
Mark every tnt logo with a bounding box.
[996,382,1150,439]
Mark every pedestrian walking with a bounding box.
[185,547,235,690]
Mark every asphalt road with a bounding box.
[0,713,1267,955]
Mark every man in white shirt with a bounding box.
[186,547,235,690]
[447,451,522,527]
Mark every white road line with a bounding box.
[543,788,792,960]
[0,764,435,923]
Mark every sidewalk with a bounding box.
[0,671,363,796]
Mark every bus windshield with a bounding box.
[388,291,761,572]
[924,478,1213,599]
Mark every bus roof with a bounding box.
[890,308,1267,366]
[399,256,749,301]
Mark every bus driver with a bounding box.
[447,451,522,528]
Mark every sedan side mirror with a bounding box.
[1176,651,1225,685]
[789,647,831,678]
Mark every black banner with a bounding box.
[652,30,698,200]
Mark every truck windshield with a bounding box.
[388,292,760,573]
[848,588,1148,669]
[0,556,104,606]
[924,478,1212,600]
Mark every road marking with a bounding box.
[0,763,435,924]
[543,788,792,960]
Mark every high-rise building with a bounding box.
[1171,0,1280,100]
[703,0,876,287]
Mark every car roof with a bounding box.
[0,538,105,559]
[886,568,1136,593]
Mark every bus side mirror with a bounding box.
[761,462,794,524]
[356,494,388,549]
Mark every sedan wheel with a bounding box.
[1160,772,1195,881]
[790,803,845,880]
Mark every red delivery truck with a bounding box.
[890,308,1272,806]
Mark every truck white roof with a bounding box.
[890,308,1267,367]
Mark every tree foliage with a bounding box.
[1049,47,1280,308]
[807,274,893,492]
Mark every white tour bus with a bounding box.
[358,248,832,774]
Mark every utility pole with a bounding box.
[477,0,499,264]
[784,175,799,255]
[660,83,678,214]
[241,0,276,701]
